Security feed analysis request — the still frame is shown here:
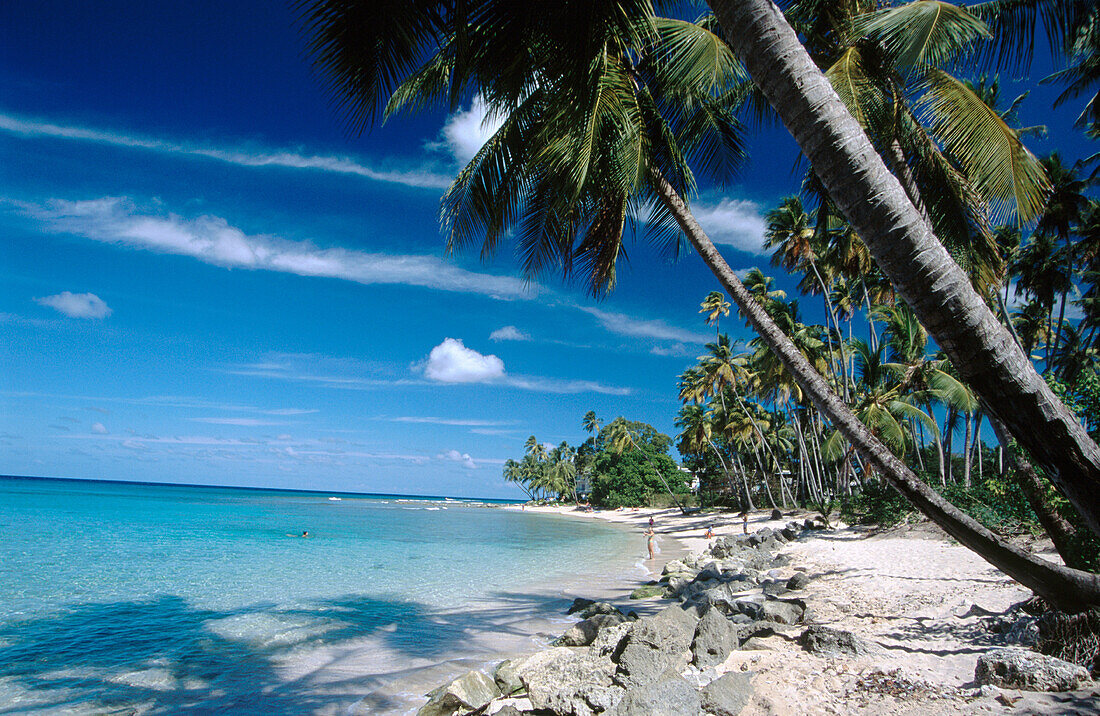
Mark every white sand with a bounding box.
[511,504,1099,715]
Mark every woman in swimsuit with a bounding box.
[644,527,656,559]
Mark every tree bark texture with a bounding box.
[706,0,1100,538]
[651,167,1100,611]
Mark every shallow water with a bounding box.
[0,477,644,714]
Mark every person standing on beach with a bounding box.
[644,527,656,560]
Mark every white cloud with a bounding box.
[437,96,505,165]
[0,112,452,189]
[34,291,112,319]
[17,197,532,300]
[692,198,768,255]
[489,325,530,342]
[91,422,108,434]
[439,448,478,469]
[423,338,506,383]
[576,306,708,343]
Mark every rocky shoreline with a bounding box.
[411,515,1097,716]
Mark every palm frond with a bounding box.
[854,1,991,72]
[917,68,1051,226]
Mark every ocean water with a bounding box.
[0,477,645,714]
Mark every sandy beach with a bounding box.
[485,504,1100,715]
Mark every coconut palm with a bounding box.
[582,410,603,437]
[705,0,1100,550]
[299,0,1100,607]
[700,291,731,340]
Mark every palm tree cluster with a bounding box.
[502,437,577,502]
[298,0,1100,607]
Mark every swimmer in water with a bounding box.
[644,527,656,560]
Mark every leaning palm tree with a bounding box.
[703,0,1100,542]
[299,0,1100,607]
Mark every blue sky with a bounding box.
[0,1,1091,498]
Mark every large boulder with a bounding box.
[515,648,619,716]
[975,647,1092,691]
[798,626,869,657]
[605,675,701,716]
[662,560,689,576]
[417,670,500,716]
[612,606,698,688]
[700,672,753,716]
[558,613,629,647]
[692,607,739,668]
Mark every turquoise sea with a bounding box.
[0,476,645,714]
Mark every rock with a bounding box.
[494,659,524,696]
[733,594,766,620]
[558,613,629,647]
[630,585,667,600]
[612,606,697,688]
[975,647,1091,691]
[692,607,739,668]
[592,622,634,658]
[578,601,623,619]
[662,560,688,575]
[761,581,787,598]
[488,706,525,716]
[785,572,810,591]
[736,621,776,645]
[780,526,799,541]
[605,675,701,716]
[516,648,618,715]
[418,670,500,716]
[694,562,723,582]
[759,598,805,625]
[798,626,869,656]
[770,508,783,521]
[740,636,774,650]
[568,598,596,615]
[700,671,753,716]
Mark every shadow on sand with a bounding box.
[0,586,591,715]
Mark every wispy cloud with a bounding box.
[489,325,530,342]
[188,417,287,426]
[575,306,709,344]
[391,416,515,427]
[34,291,112,318]
[692,198,768,255]
[14,197,534,300]
[0,111,452,189]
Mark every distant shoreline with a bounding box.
[0,473,524,504]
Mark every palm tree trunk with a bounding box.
[707,0,1100,539]
[988,415,1084,569]
[650,167,1100,610]
[963,412,973,488]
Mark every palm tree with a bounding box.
[299,0,1100,608]
[704,0,1100,545]
[582,410,603,437]
[699,291,731,340]
[1035,153,1090,358]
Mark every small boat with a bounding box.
[328,497,342,501]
